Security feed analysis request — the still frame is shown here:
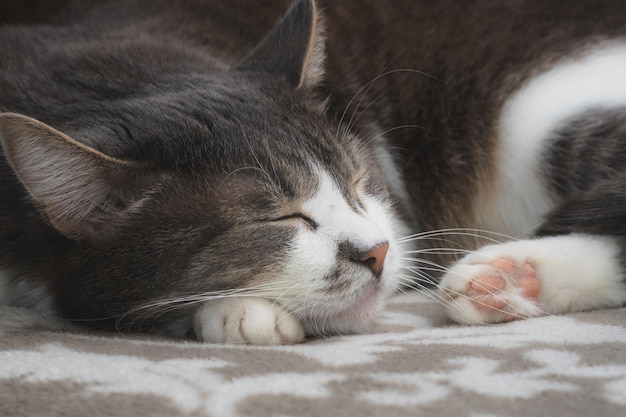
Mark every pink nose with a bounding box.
[358,242,389,277]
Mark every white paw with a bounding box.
[193,297,305,345]
[440,246,543,324]
[439,235,626,325]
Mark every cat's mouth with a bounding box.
[334,286,383,323]
[292,283,385,337]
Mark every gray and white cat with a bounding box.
[1,0,625,344]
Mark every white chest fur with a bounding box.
[480,42,626,237]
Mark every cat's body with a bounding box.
[1,0,626,343]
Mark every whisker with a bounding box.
[336,68,441,141]
[363,124,431,148]
[116,281,308,332]
[401,248,473,256]
[397,256,547,323]
[397,228,516,245]
[397,274,452,307]
[400,256,456,272]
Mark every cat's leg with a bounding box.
[193,297,305,344]
[440,233,626,324]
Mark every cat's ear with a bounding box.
[0,113,156,241]
[238,0,325,89]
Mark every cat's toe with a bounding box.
[193,297,305,345]
[233,298,305,344]
[440,255,543,324]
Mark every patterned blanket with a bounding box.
[1,291,625,417]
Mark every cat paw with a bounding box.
[193,297,305,344]
[440,251,544,324]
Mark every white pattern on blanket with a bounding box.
[1,291,625,417]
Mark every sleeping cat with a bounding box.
[1,0,626,344]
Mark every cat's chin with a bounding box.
[336,287,382,321]
[301,287,385,336]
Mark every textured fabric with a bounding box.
[1,292,625,417]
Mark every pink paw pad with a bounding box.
[468,257,540,314]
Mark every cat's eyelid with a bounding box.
[274,213,318,230]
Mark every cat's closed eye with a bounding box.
[274,213,319,230]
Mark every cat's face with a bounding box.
[183,76,407,336]
[0,0,410,337]
[119,71,408,336]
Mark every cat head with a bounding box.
[0,0,410,337]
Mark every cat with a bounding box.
[1,0,626,344]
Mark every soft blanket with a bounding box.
[1,291,625,417]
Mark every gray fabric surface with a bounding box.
[1,291,625,417]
